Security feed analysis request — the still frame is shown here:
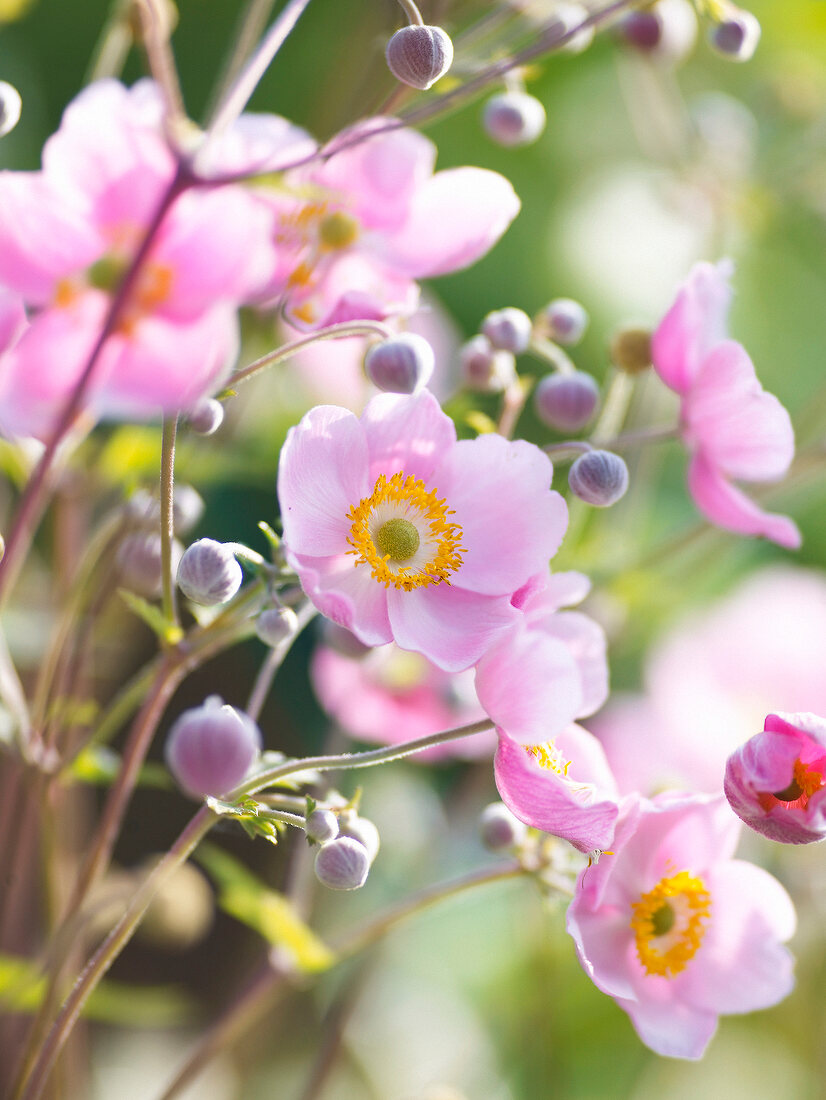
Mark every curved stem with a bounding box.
[14,807,215,1100]
[543,440,592,460]
[396,0,424,26]
[160,416,179,627]
[230,718,496,800]
[0,165,191,610]
[230,320,393,388]
[530,337,577,375]
[602,424,678,450]
[246,601,315,722]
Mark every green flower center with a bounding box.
[319,211,359,250]
[650,903,676,937]
[375,518,420,563]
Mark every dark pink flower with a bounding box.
[725,712,826,843]
[652,261,799,548]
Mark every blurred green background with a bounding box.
[2,1,826,1097]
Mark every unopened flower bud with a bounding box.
[545,2,594,53]
[338,813,380,864]
[534,371,600,432]
[481,307,533,354]
[365,334,434,394]
[187,397,224,436]
[543,298,589,345]
[709,11,760,62]
[610,327,652,374]
[385,24,453,90]
[165,696,262,799]
[619,0,696,63]
[256,606,299,647]
[314,836,370,890]
[117,533,164,596]
[0,81,22,139]
[305,808,340,844]
[460,335,516,393]
[569,450,629,507]
[177,538,242,606]
[173,483,205,534]
[479,802,527,851]
[482,92,546,147]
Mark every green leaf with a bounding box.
[196,844,335,973]
[68,746,173,790]
[205,796,282,844]
[118,589,184,645]
[0,954,192,1025]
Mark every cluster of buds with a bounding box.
[309,807,380,891]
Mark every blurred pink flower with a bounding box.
[652,260,799,548]
[725,712,826,844]
[311,639,493,761]
[261,120,520,328]
[592,566,826,794]
[567,792,796,1059]
[475,570,608,745]
[277,390,568,671]
[494,724,618,854]
[0,79,304,439]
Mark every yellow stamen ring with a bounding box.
[630,870,711,978]
[525,741,572,777]
[346,471,465,591]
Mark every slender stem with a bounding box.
[603,424,678,450]
[0,165,191,610]
[590,368,634,445]
[530,337,577,375]
[132,0,187,128]
[396,0,424,26]
[206,0,278,122]
[230,718,495,800]
[543,440,592,460]
[200,0,314,150]
[14,808,215,1100]
[160,416,179,627]
[85,0,134,83]
[231,320,393,388]
[498,378,529,440]
[262,809,305,829]
[246,602,315,721]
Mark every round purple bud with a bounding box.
[305,809,340,844]
[534,371,600,433]
[385,24,453,91]
[543,298,589,345]
[314,836,370,890]
[0,81,22,139]
[479,802,527,852]
[187,397,224,436]
[481,307,533,354]
[165,697,262,799]
[117,533,164,596]
[620,11,662,50]
[569,450,629,507]
[365,333,435,395]
[620,0,696,62]
[460,334,516,393]
[482,92,546,147]
[256,606,299,648]
[709,11,760,62]
[177,538,242,606]
[173,484,205,535]
[338,814,380,864]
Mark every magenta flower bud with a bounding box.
[724,713,826,844]
[543,298,589,345]
[460,334,516,393]
[483,92,546,148]
[256,606,299,647]
[569,450,629,507]
[385,24,453,90]
[165,697,262,799]
[479,802,527,851]
[621,10,661,50]
[187,397,224,436]
[709,11,760,61]
[481,307,533,354]
[338,814,380,864]
[365,334,435,395]
[314,836,370,890]
[534,371,600,433]
[177,538,242,606]
[173,484,205,535]
[619,0,696,62]
[305,808,340,844]
[0,81,21,139]
[117,533,164,596]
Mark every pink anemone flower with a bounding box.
[725,712,826,844]
[277,390,568,672]
[0,79,307,439]
[567,792,796,1059]
[651,260,799,549]
[494,724,619,854]
[259,119,521,328]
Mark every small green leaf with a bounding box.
[68,746,172,790]
[196,844,335,973]
[118,589,184,645]
[257,521,281,558]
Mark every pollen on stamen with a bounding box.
[346,471,465,592]
[525,741,572,776]
[630,870,711,978]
